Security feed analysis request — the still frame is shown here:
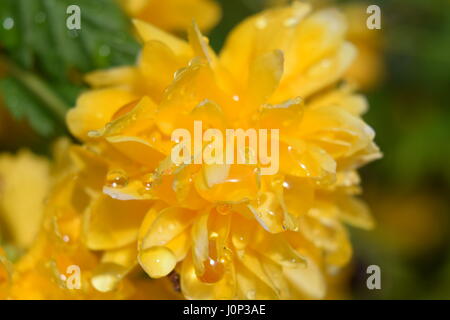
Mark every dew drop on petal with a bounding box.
[198,257,225,283]
[139,246,176,279]
[106,170,128,188]
[284,16,300,28]
[216,204,231,215]
[141,173,155,191]
[255,17,268,29]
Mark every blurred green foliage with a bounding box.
[362,0,450,188]
[0,0,139,138]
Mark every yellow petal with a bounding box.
[139,40,186,102]
[246,50,284,110]
[126,0,220,34]
[141,207,197,250]
[101,244,138,268]
[275,42,357,101]
[132,19,192,56]
[248,191,285,233]
[220,2,311,88]
[196,164,259,203]
[288,8,347,75]
[283,254,326,299]
[336,195,375,230]
[235,258,278,299]
[138,246,177,278]
[0,150,50,248]
[105,136,165,168]
[251,232,306,268]
[235,249,281,298]
[84,195,150,250]
[300,105,375,160]
[91,262,130,293]
[85,66,140,89]
[67,89,138,140]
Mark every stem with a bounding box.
[0,54,69,122]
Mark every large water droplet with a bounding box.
[139,246,176,279]
[106,170,128,188]
[197,257,225,284]
[91,263,127,292]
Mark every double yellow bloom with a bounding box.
[5,2,381,299]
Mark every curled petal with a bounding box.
[67,89,138,140]
[141,207,197,249]
[132,19,192,56]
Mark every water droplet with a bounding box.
[284,17,300,27]
[91,263,127,292]
[232,95,240,102]
[255,17,267,29]
[173,67,187,79]
[216,204,231,215]
[247,290,256,299]
[141,173,155,191]
[198,257,225,283]
[139,246,176,278]
[87,130,101,138]
[106,170,128,188]
[3,18,14,30]
[62,235,70,243]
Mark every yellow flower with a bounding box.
[343,4,384,90]
[0,150,50,249]
[21,2,380,300]
[120,0,221,33]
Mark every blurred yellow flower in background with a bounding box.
[343,3,384,91]
[120,0,221,33]
[0,150,50,249]
[368,192,449,257]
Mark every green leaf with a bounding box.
[0,0,139,139]
[0,77,59,137]
[2,0,139,79]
